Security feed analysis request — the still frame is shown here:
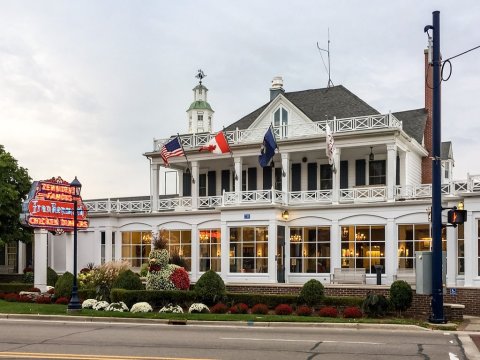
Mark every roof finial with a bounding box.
[196,69,206,84]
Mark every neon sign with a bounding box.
[21,176,89,232]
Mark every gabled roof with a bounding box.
[392,108,427,144]
[225,85,379,131]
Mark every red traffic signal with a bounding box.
[447,209,467,225]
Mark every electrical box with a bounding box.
[415,251,447,295]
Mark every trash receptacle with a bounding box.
[374,265,383,285]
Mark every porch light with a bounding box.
[457,201,464,210]
[281,210,289,220]
[369,146,375,161]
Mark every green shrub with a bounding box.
[112,269,143,290]
[22,272,34,284]
[110,289,196,308]
[47,267,58,287]
[362,293,390,318]
[299,279,325,306]
[194,270,225,305]
[54,272,74,299]
[0,282,33,293]
[225,293,297,308]
[78,288,96,301]
[140,263,149,277]
[389,280,413,313]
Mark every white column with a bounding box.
[65,232,73,273]
[17,241,26,274]
[331,220,341,272]
[93,229,102,266]
[387,144,397,201]
[234,157,242,202]
[191,224,199,282]
[34,229,48,291]
[191,161,199,210]
[281,153,289,204]
[105,227,113,262]
[285,226,291,283]
[220,221,228,280]
[114,231,122,262]
[332,148,341,204]
[464,211,475,286]
[446,225,457,286]
[268,219,276,282]
[386,218,395,283]
[151,163,160,212]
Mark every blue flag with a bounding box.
[258,126,278,167]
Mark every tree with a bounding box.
[0,145,32,245]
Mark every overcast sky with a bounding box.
[1,1,479,199]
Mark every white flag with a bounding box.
[325,123,336,167]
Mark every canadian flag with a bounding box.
[199,131,231,154]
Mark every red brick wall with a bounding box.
[226,284,480,317]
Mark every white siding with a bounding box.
[406,151,422,185]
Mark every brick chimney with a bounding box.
[421,49,433,184]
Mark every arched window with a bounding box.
[273,107,288,138]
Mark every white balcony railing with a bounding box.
[84,174,480,214]
[153,113,402,151]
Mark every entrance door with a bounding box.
[277,225,285,283]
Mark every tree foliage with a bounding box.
[0,145,32,245]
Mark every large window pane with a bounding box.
[229,226,268,273]
[290,226,331,274]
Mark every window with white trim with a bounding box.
[199,229,221,272]
[229,226,268,273]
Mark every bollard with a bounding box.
[375,265,383,285]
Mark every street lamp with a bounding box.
[67,176,82,311]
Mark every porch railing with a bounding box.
[84,174,480,213]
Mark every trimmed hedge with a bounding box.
[110,289,196,308]
[225,293,298,308]
[78,288,96,300]
[322,296,364,308]
[0,283,33,293]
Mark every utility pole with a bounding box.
[426,10,445,323]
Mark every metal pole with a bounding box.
[430,10,445,323]
[67,199,81,311]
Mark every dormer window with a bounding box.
[274,107,288,138]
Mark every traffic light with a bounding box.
[447,207,467,226]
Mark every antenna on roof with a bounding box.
[317,28,334,88]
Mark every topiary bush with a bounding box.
[362,293,390,318]
[318,306,338,318]
[112,269,143,290]
[47,267,59,287]
[251,303,269,315]
[389,280,413,314]
[54,272,74,299]
[194,270,226,305]
[299,279,325,306]
[275,304,293,316]
[296,305,313,316]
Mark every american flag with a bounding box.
[160,137,184,166]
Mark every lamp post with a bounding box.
[67,176,82,311]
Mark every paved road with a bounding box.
[0,318,474,359]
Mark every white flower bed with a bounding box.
[82,299,98,309]
[106,301,129,312]
[93,301,109,311]
[188,303,210,314]
[159,304,184,313]
[130,302,153,313]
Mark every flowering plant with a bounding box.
[4,293,18,302]
[91,260,130,301]
[296,305,313,316]
[210,303,228,314]
[169,267,190,290]
[18,294,34,303]
[93,301,110,311]
[78,270,95,289]
[55,297,69,305]
[188,303,210,314]
[106,302,129,312]
[343,306,363,318]
[35,296,52,304]
[159,304,184,313]
[82,298,98,309]
[149,249,169,268]
[146,267,176,290]
[130,302,153,313]
[318,306,338,318]
[251,303,269,315]
[229,303,249,314]
[274,304,293,316]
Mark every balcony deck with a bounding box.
[84,175,480,214]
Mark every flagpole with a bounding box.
[177,133,195,184]
[270,124,285,177]
[223,127,238,180]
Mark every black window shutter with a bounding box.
[199,174,207,196]
[263,166,272,190]
[242,170,246,191]
[340,160,348,189]
[291,163,301,191]
[183,173,191,196]
[221,170,230,193]
[355,159,366,186]
[274,168,282,190]
[307,163,317,190]
[207,171,216,196]
[248,167,257,191]
[396,155,400,185]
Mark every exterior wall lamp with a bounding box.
[369,146,375,161]
[281,210,289,220]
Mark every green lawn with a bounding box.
[0,300,429,327]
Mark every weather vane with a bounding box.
[196,69,206,84]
